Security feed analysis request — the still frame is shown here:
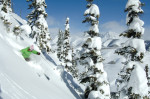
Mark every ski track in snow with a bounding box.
[0,72,37,99]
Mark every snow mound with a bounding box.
[84,4,100,17]
[126,0,143,13]
[127,62,148,97]
[124,39,146,55]
[128,17,145,35]
[103,39,124,47]
[89,24,99,33]
[86,37,102,50]
[20,24,31,35]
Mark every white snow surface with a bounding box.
[0,10,10,23]
[88,91,110,99]
[86,36,102,50]
[128,17,145,35]
[121,61,149,97]
[84,4,100,17]
[36,14,48,29]
[126,0,144,35]
[65,24,70,31]
[89,24,99,33]
[11,13,27,25]
[36,0,45,4]
[124,38,146,56]
[127,62,149,96]
[65,17,70,31]
[0,5,12,23]
[20,25,31,35]
[126,0,143,13]
[0,13,81,99]
[1,9,150,99]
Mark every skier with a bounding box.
[20,45,40,61]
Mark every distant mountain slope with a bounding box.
[145,40,150,50]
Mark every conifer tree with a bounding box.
[27,0,51,52]
[115,0,149,98]
[145,65,150,87]
[71,48,78,78]
[57,29,64,60]
[13,25,21,38]
[62,17,72,69]
[77,0,110,98]
[66,47,78,78]
[0,0,12,30]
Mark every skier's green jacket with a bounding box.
[20,47,39,59]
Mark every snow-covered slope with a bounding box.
[0,14,82,99]
[102,45,150,94]
[1,12,150,99]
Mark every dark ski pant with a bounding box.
[25,58,30,61]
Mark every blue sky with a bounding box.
[13,0,150,40]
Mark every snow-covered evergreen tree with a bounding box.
[0,0,11,13]
[13,25,22,38]
[77,0,110,98]
[145,65,150,87]
[67,47,78,78]
[115,0,149,98]
[71,48,78,78]
[57,29,64,60]
[27,0,51,52]
[0,0,12,31]
[62,17,72,69]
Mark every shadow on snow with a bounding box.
[42,52,57,66]
[42,51,83,98]
[61,68,84,99]
[0,85,3,99]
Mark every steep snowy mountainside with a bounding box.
[11,13,27,26]
[101,32,128,48]
[103,39,124,48]
[101,32,119,42]
[70,34,84,49]
[0,13,81,99]
[101,47,125,92]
